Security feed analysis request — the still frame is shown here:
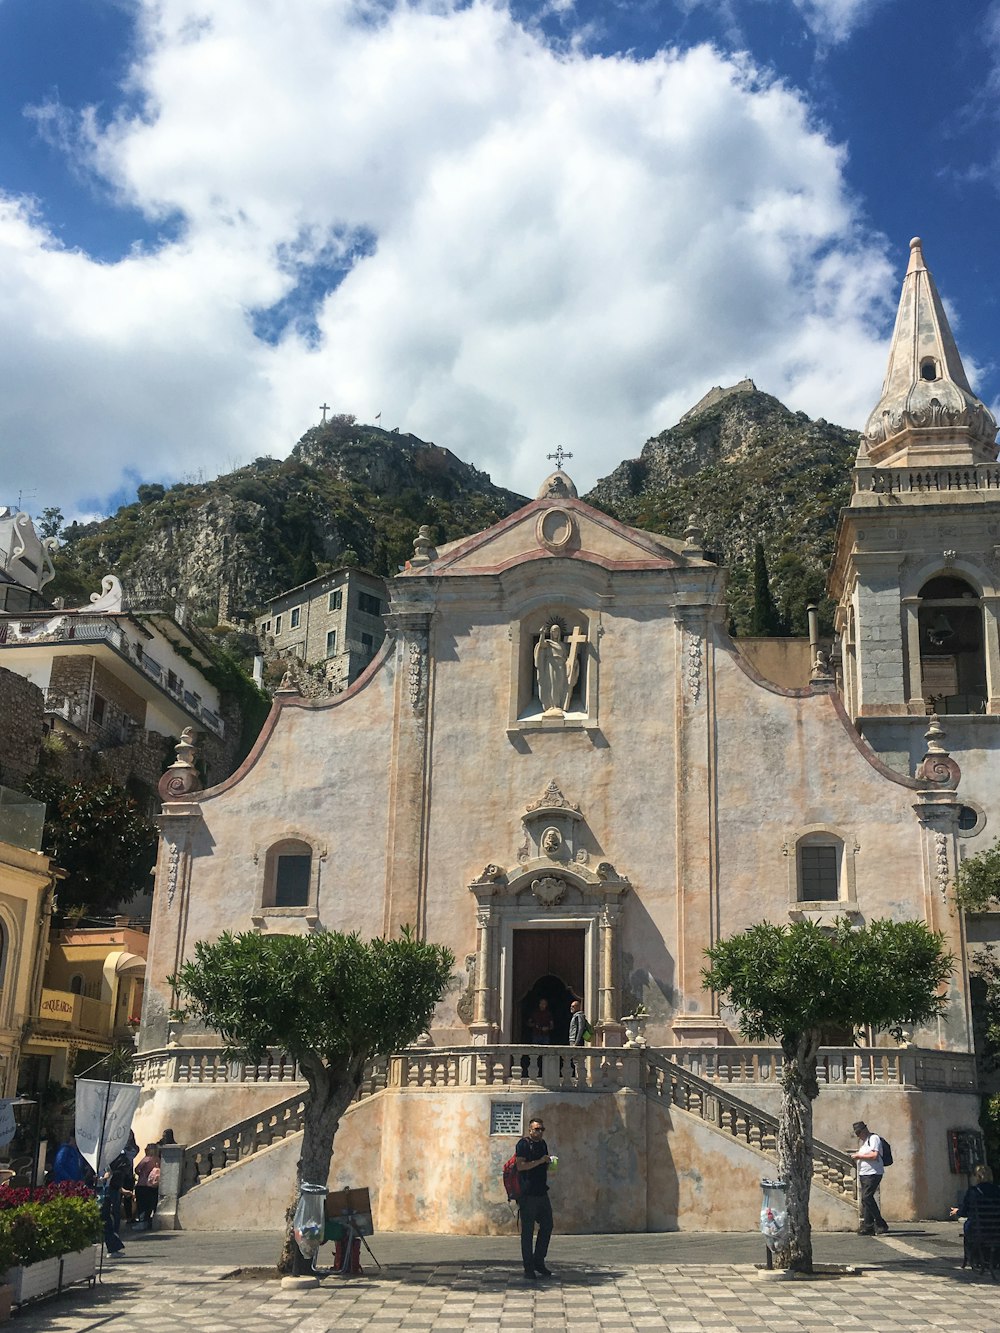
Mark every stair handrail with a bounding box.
[645,1051,858,1201]
[175,1056,390,1196]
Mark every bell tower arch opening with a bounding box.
[916,575,987,714]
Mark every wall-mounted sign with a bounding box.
[490,1102,523,1136]
[39,991,75,1023]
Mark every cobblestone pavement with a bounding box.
[13,1227,999,1332]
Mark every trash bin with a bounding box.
[293,1180,328,1263]
[760,1178,789,1267]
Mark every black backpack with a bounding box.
[879,1137,893,1167]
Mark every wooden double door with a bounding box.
[512,928,585,1044]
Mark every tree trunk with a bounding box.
[277,1053,365,1274]
[774,1031,820,1273]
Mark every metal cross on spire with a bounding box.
[319,402,330,424]
[546,445,573,470]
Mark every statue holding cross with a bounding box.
[534,621,587,714]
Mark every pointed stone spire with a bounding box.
[860,237,997,467]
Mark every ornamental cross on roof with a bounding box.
[546,445,573,470]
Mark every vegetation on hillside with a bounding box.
[586,386,857,635]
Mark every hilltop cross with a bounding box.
[546,445,573,470]
[319,402,330,424]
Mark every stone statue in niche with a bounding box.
[534,623,584,714]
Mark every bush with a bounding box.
[0,1187,100,1268]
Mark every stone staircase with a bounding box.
[166,1047,857,1211]
[644,1051,857,1202]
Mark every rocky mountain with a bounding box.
[50,415,526,623]
[49,387,859,644]
[585,380,859,633]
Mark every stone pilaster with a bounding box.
[144,801,204,1051]
[382,608,433,938]
[672,610,726,1044]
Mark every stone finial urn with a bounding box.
[622,1011,648,1048]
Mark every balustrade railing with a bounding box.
[134,1047,305,1086]
[664,1045,975,1090]
[856,464,1000,496]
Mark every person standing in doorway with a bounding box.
[516,1117,553,1280]
[528,998,554,1044]
[851,1120,889,1235]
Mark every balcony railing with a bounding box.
[855,464,1000,496]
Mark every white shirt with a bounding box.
[857,1134,884,1177]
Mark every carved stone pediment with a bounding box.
[530,876,567,906]
[524,779,582,819]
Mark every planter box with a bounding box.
[60,1246,97,1289]
[3,1256,60,1303]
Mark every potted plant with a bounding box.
[0,1186,100,1304]
[621,1003,649,1048]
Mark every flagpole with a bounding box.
[83,1064,115,1285]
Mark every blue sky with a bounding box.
[1,0,998,522]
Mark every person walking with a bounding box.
[101,1148,135,1255]
[515,1117,554,1280]
[133,1144,161,1229]
[851,1120,889,1235]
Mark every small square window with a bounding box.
[358,592,382,616]
[290,607,301,629]
[262,620,271,634]
[361,632,374,652]
[328,589,343,612]
[326,629,338,656]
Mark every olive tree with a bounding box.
[702,918,952,1273]
[171,926,453,1271]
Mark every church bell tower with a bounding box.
[830,238,1000,769]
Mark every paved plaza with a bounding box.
[13,1225,999,1332]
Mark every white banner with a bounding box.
[0,1100,15,1150]
[75,1080,141,1174]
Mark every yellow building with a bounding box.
[0,787,58,1097]
[19,918,148,1093]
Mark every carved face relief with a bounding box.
[541,827,562,857]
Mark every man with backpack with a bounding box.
[515,1117,554,1280]
[851,1120,890,1235]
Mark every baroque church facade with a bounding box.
[134,239,995,1234]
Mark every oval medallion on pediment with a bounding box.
[536,507,576,552]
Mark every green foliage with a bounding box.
[748,541,785,636]
[953,838,1000,912]
[981,1092,1000,1175]
[36,506,64,540]
[22,775,158,917]
[137,483,165,505]
[702,918,953,1045]
[170,927,455,1066]
[0,1195,101,1266]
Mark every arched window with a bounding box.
[797,835,842,903]
[918,575,986,714]
[263,839,313,908]
[69,974,84,995]
[788,829,858,910]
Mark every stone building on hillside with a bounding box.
[253,566,388,696]
[0,564,239,810]
[136,239,997,1236]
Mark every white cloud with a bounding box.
[789,0,888,45]
[0,0,902,520]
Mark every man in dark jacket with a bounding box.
[515,1118,553,1280]
[102,1150,135,1255]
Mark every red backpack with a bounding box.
[502,1154,521,1201]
